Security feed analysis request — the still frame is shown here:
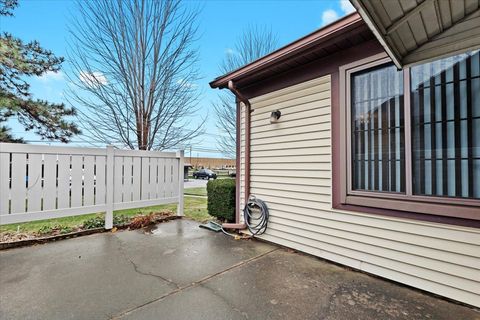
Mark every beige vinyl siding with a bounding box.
[242,75,480,307]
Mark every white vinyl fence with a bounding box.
[0,143,184,227]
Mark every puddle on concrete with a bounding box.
[150,227,163,235]
[142,224,159,234]
[141,222,184,236]
[137,220,207,240]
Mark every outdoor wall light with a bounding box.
[270,109,281,123]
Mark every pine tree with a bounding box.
[0,0,79,143]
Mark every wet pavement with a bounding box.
[0,219,478,320]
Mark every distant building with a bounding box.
[189,157,235,169]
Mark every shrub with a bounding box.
[82,216,104,229]
[113,215,131,226]
[82,215,131,229]
[38,225,53,235]
[37,224,73,235]
[207,179,235,222]
[59,226,74,234]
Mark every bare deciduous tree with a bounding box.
[67,0,203,150]
[214,26,278,158]
[213,93,237,158]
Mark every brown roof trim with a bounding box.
[209,12,363,89]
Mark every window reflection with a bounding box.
[411,50,480,199]
[351,64,405,193]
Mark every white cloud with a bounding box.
[79,71,108,87]
[320,1,356,27]
[321,9,339,26]
[340,0,356,14]
[38,70,64,82]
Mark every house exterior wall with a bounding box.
[239,74,480,307]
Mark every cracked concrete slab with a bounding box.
[113,220,276,286]
[198,249,480,320]
[0,219,275,320]
[1,219,479,320]
[119,285,247,320]
[0,232,175,320]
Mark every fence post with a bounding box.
[105,145,114,229]
[176,150,184,216]
[0,143,8,217]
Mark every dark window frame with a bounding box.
[339,53,480,221]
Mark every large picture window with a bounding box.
[341,51,480,220]
[411,52,480,199]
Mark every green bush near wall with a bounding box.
[207,179,236,222]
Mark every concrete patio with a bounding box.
[0,219,478,320]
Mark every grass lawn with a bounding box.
[184,187,207,196]
[0,195,210,234]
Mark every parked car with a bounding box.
[193,169,217,180]
[229,171,236,177]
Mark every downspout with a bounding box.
[222,80,249,230]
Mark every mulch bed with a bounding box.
[0,212,180,250]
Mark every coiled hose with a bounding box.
[244,196,269,236]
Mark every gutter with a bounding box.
[209,12,362,89]
[222,80,249,230]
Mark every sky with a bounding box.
[2,0,355,158]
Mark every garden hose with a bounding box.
[209,195,269,238]
[243,195,269,236]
